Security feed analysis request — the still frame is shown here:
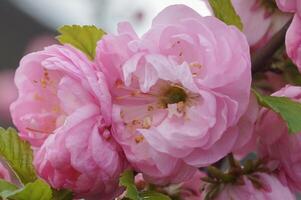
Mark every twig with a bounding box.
[251,18,292,73]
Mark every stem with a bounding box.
[251,18,292,73]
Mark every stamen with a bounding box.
[192,72,198,77]
[156,102,166,109]
[115,79,124,87]
[52,106,60,113]
[116,84,138,92]
[120,111,125,119]
[135,135,144,143]
[41,79,47,88]
[190,62,202,68]
[116,91,158,100]
[147,105,154,112]
[142,117,152,129]
[177,102,185,113]
[132,119,141,126]
[44,69,50,81]
[115,80,157,97]
[170,84,187,91]
[171,40,181,48]
[40,68,51,88]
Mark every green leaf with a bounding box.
[140,191,171,200]
[208,0,243,30]
[0,179,18,197]
[52,189,74,200]
[120,170,140,200]
[253,90,301,133]
[3,179,52,200]
[57,25,106,60]
[0,128,36,184]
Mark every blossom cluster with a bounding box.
[3,0,301,200]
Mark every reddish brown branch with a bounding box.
[251,18,292,73]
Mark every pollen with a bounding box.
[192,72,198,77]
[44,69,50,81]
[52,105,60,113]
[135,135,144,143]
[142,117,152,129]
[115,79,124,87]
[147,105,154,112]
[41,79,47,88]
[177,101,185,113]
[132,119,141,126]
[171,40,181,48]
[120,111,125,119]
[156,102,166,109]
[190,63,202,68]
[40,68,51,88]
[131,91,141,97]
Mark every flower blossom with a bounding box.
[275,0,301,13]
[285,14,301,72]
[256,85,301,191]
[10,45,128,199]
[213,173,295,200]
[180,171,205,200]
[96,4,252,184]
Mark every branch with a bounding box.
[251,18,292,73]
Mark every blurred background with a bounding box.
[0,0,210,127]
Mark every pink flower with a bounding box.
[180,171,205,200]
[256,85,301,191]
[0,162,11,181]
[10,45,128,199]
[231,0,291,50]
[286,14,301,72]
[232,94,259,158]
[213,173,295,200]
[0,71,17,124]
[134,173,147,191]
[275,0,301,13]
[96,5,252,184]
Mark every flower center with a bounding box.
[161,85,188,106]
[114,80,199,144]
